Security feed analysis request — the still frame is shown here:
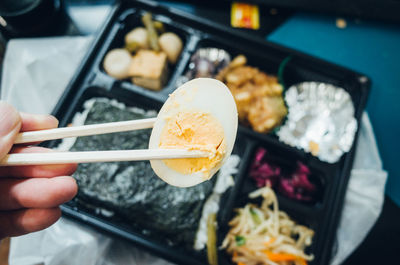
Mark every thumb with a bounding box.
[0,102,21,159]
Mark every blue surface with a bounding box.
[267,13,400,206]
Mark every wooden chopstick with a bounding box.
[0,149,209,166]
[14,118,157,144]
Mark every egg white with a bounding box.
[149,78,238,187]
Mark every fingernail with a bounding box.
[0,101,21,136]
[21,113,59,128]
[47,115,59,127]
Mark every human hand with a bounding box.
[0,102,77,239]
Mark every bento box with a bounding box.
[47,1,370,265]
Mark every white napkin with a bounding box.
[1,36,91,114]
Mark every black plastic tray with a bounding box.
[48,1,370,265]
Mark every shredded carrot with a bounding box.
[264,251,299,261]
[232,251,246,265]
[264,251,308,265]
[240,246,249,252]
[297,258,308,265]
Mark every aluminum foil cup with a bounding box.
[277,82,357,163]
[176,47,231,87]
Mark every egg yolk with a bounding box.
[159,110,226,179]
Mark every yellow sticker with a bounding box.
[231,2,260,30]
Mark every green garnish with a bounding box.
[250,207,261,225]
[277,55,292,90]
[235,235,246,246]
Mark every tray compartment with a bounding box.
[93,7,196,96]
[217,137,325,265]
[218,182,321,265]
[216,136,344,265]
[240,143,327,208]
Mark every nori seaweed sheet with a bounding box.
[68,99,214,246]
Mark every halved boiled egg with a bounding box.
[149,78,238,187]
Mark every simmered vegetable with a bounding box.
[125,27,149,52]
[102,49,131,79]
[159,32,183,64]
[142,12,160,51]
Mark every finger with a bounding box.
[0,176,77,210]
[20,113,59,132]
[18,113,59,145]
[0,207,61,239]
[0,146,77,178]
[0,102,21,158]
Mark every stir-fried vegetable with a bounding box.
[222,187,314,265]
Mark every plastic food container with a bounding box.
[47,1,370,265]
